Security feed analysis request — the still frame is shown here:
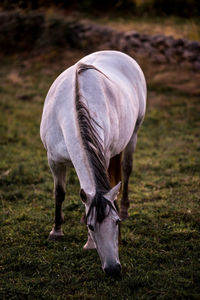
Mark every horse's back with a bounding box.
[79,51,146,156]
[81,51,143,81]
[81,51,146,105]
[40,51,146,163]
[81,51,146,127]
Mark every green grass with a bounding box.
[0,51,200,299]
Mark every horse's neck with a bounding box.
[61,106,96,196]
[71,147,95,195]
[73,67,110,194]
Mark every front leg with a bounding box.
[120,170,131,220]
[49,184,65,240]
[120,133,137,220]
[83,231,96,250]
[48,160,66,240]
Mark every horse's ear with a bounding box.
[80,189,87,203]
[104,182,121,202]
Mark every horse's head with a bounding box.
[80,182,121,277]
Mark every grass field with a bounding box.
[0,49,200,299]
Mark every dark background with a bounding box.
[2,0,200,17]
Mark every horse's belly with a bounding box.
[109,122,136,157]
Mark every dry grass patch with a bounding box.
[95,16,200,41]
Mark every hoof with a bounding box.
[83,240,96,250]
[49,228,64,240]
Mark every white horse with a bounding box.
[40,50,146,277]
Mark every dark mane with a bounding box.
[75,62,111,192]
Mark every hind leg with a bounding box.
[120,132,137,220]
[48,159,66,240]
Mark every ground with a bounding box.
[0,48,200,299]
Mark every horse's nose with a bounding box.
[104,263,121,277]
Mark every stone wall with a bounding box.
[68,21,200,71]
[0,11,200,71]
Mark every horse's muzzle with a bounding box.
[104,263,121,277]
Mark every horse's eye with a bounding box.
[88,224,94,231]
[116,219,121,226]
